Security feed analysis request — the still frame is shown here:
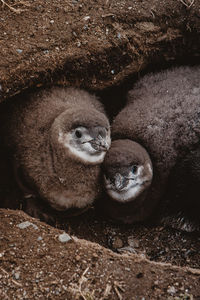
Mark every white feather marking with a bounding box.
[58,131,106,164]
[105,166,152,203]
[107,184,143,203]
[64,141,106,163]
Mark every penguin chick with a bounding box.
[3,87,111,216]
[104,140,152,204]
[102,139,153,223]
[101,66,200,229]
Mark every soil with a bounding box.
[58,208,200,270]
[0,0,200,101]
[1,209,200,300]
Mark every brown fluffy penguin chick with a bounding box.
[102,139,153,223]
[3,87,111,219]
[101,66,200,229]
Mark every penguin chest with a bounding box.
[48,187,96,211]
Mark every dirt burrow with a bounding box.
[0,208,200,299]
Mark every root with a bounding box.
[179,0,194,8]
[0,0,26,14]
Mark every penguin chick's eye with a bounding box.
[75,129,82,138]
[132,165,138,173]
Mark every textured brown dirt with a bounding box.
[0,209,200,300]
[0,0,200,101]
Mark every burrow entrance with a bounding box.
[0,58,200,270]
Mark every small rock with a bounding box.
[83,16,90,21]
[37,236,43,241]
[128,237,140,248]
[50,19,54,24]
[75,255,81,261]
[58,232,71,243]
[111,69,115,74]
[16,49,23,54]
[167,286,176,295]
[14,272,20,280]
[174,282,179,286]
[112,237,123,249]
[17,221,38,230]
[92,253,98,259]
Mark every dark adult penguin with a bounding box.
[1,87,111,219]
[101,66,200,231]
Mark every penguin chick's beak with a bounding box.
[108,173,129,191]
[90,136,110,152]
[113,173,126,191]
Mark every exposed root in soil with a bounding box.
[0,0,26,13]
[179,0,195,8]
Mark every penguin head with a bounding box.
[103,139,153,203]
[51,107,111,164]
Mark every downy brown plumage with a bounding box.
[2,87,111,219]
[101,66,200,231]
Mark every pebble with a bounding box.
[17,221,38,230]
[167,286,176,294]
[16,49,23,54]
[128,237,140,248]
[83,16,90,21]
[58,232,72,243]
[92,253,98,259]
[14,272,20,280]
[75,255,81,261]
[112,237,123,249]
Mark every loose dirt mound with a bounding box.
[0,209,200,299]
